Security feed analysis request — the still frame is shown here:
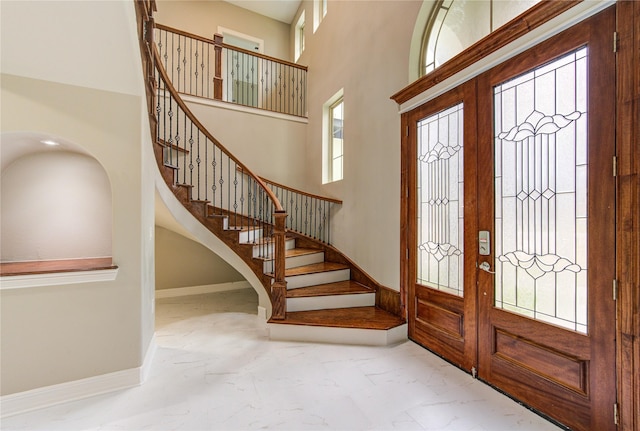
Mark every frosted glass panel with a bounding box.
[424,0,540,75]
[494,47,588,333]
[417,103,464,296]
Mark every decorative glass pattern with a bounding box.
[417,103,464,296]
[493,47,588,333]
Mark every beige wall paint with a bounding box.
[186,101,310,189]
[159,0,423,291]
[295,0,423,290]
[1,151,112,262]
[0,1,142,96]
[155,0,292,61]
[155,226,244,290]
[0,74,151,395]
[0,0,154,396]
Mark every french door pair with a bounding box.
[402,8,616,431]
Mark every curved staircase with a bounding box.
[137,0,406,345]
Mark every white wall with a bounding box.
[0,0,155,396]
[1,151,112,262]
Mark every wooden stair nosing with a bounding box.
[286,280,373,298]
[258,247,323,262]
[270,306,405,330]
[272,262,349,278]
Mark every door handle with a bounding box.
[479,261,495,274]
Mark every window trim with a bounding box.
[322,89,344,184]
[329,97,344,182]
[313,0,327,32]
[295,11,305,61]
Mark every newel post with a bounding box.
[271,210,288,320]
[213,33,223,101]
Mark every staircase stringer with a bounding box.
[154,160,274,317]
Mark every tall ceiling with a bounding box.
[223,0,301,24]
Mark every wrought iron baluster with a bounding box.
[218,147,224,215]
[203,134,208,202]
[214,147,220,213]
[295,193,299,233]
[189,122,194,195]
[178,107,185,185]
[233,161,238,228]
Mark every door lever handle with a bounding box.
[479,261,496,274]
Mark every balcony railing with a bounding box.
[238,168,342,245]
[155,24,308,117]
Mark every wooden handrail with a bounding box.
[136,1,289,317]
[151,43,284,212]
[237,167,343,205]
[155,23,308,71]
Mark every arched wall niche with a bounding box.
[0,132,113,263]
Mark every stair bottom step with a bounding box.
[272,306,405,330]
[268,307,407,346]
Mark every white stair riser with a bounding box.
[237,228,263,244]
[252,238,295,258]
[286,293,375,312]
[263,252,325,273]
[268,323,408,346]
[286,269,350,289]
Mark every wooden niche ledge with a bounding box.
[0,257,119,289]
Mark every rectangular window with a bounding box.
[295,12,305,61]
[313,0,327,32]
[329,98,344,181]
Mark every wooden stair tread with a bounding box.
[286,281,372,298]
[285,248,322,258]
[271,306,405,330]
[283,262,348,277]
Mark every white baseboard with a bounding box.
[155,281,251,298]
[140,336,157,384]
[0,337,157,418]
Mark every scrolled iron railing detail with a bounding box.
[237,171,342,245]
[155,24,307,117]
[134,2,288,319]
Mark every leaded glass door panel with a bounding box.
[476,8,616,431]
[406,81,478,372]
[404,7,616,430]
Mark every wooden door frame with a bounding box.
[615,2,639,429]
[396,1,640,429]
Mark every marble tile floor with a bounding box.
[2,288,563,431]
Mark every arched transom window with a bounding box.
[421,0,540,76]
